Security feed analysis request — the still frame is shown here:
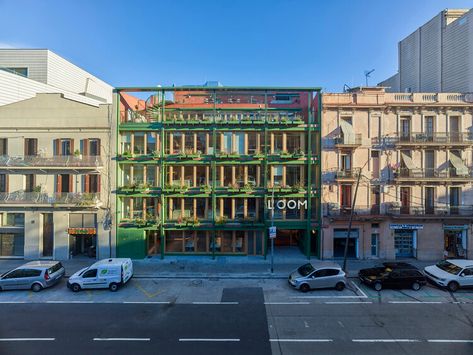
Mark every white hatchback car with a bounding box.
[424,259,473,292]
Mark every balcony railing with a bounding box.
[395,168,473,180]
[335,170,357,179]
[0,155,102,168]
[334,134,362,146]
[325,204,473,217]
[325,205,380,216]
[0,192,100,206]
[393,133,473,145]
[386,205,473,217]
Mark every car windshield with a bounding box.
[297,263,315,276]
[78,267,89,276]
[436,260,462,275]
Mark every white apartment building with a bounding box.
[322,87,473,261]
[380,8,473,93]
[0,52,114,260]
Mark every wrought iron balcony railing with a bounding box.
[0,155,102,168]
[0,192,100,206]
[394,168,473,179]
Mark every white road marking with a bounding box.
[352,339,420,343]
[351,281,368,298]
[93,338,150,341]
[338,321,345,328]
[270,339,333,342]
[0,301,27,304]
[388,301,443,304]
[0,338,55,341]
[427,339,473,343]
[46,301,94,304]
[264,302,310,305]
[304,321,309,328]
[123,301,171,304]
[192,302,238,305]
[325,301,373,305]
[179,338,240,342]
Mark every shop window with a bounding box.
[0,233,24,256]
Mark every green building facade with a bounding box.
[115,86,321,259]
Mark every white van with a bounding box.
[67,258,133,292]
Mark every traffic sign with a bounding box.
[269,226,277,239]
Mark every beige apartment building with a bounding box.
[322,87,473,261]
[0,50,114,260]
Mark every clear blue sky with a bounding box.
[0,0,471,91]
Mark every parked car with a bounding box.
[67,258,133,292]
[289,262,347,292]
[424,259,473,292]
[0,261,65,292]
[359,262,426,291]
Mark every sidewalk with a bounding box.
[0,252,438,279]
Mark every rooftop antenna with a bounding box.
[364,69,375,86]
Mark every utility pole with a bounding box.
[270,186,275,273]
[342,160,369,272]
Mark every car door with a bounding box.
[81,269,98,289]
[0,269,26,290]
[310,269,329,289]
[21,269,42,289]
[385,270,401,288]
[459,267,473,287]
[323,269,342,288]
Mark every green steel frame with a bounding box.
[115,86,322,259]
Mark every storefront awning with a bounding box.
[400,152,416,170]
[68,228,96,235]
[339,119,355,144]
[449,153,469,176]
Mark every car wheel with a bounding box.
[374,282,382,291]
[300,283,310,293]
[447,281,459,292]
[109,283,119,292]
[411,281,421,291]
[71,283,81,292]
[31,283,43,292]
[335,282,345,291]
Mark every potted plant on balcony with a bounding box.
[152,149,161,159]
[73,149,82,160]
[200,184,212,194]
[242,183,254,194]
[253,152,265,159]
[215,215,228,225]
[292,181,306,193]
[280,150,291,158]
[293,148,305,158]
[118,150,132,160]
[133,218,146,227]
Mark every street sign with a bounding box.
[269,226,277,239]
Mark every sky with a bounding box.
[0,0,472,92]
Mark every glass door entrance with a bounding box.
[394,230,414,257]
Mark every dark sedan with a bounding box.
[359,262,426,291]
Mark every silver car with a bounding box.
[289,262,347,292]
[0,261,65,292]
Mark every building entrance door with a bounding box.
[394,230,414,258]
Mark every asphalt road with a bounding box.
[0,286,472,355]
[0,287,271,355]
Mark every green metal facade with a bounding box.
[115,87,321,259]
